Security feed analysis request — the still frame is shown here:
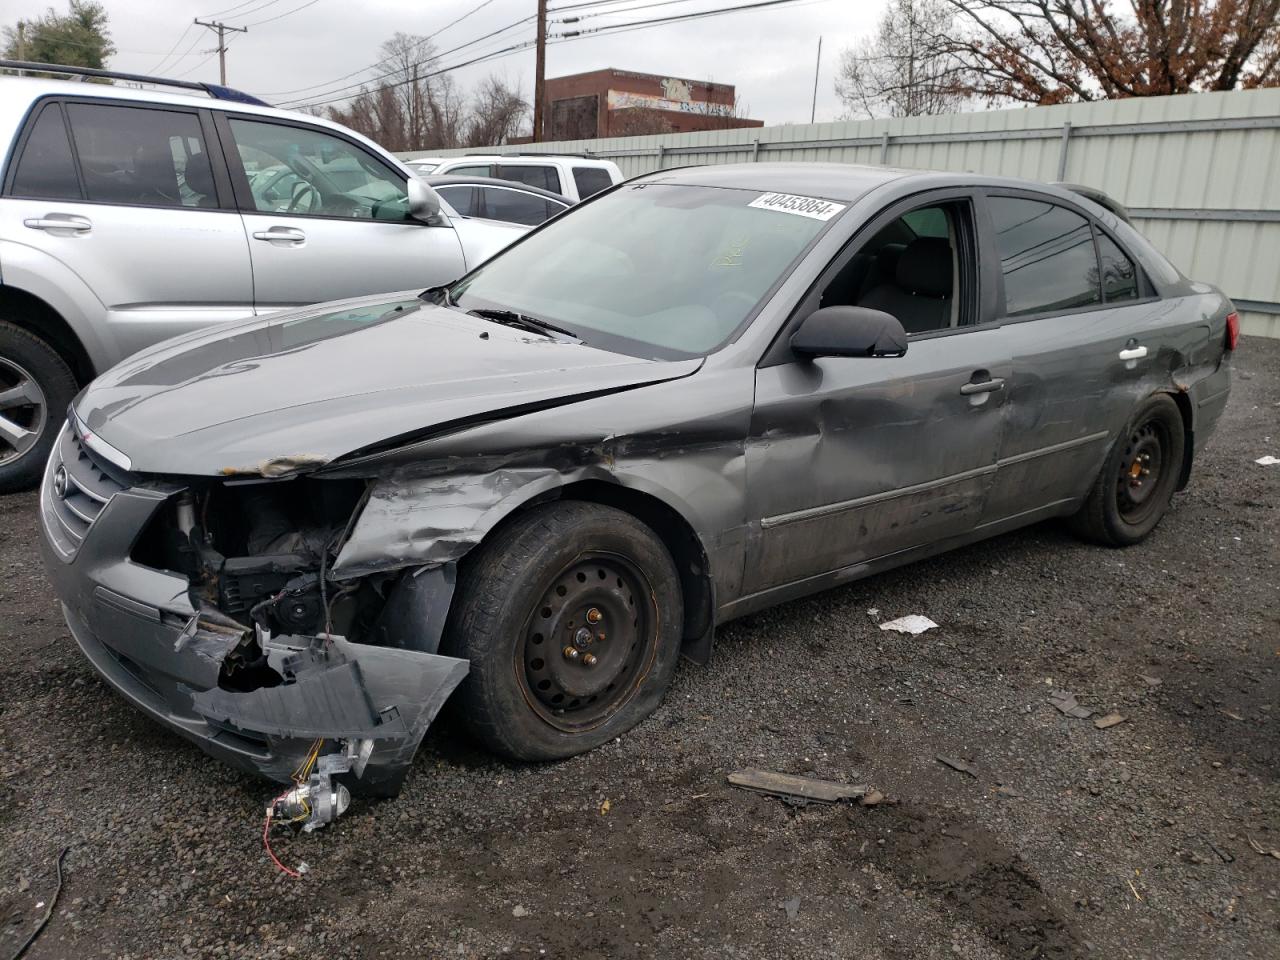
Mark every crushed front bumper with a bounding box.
[38,430,468,796]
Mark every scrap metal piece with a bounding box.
[935,755,979,778]
[1048,690,1095,719]
[727,769,869,804]
[1094,712,1127,729]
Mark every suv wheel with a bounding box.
[0,322,78,494]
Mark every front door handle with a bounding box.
[252,226,306,245]
[960,377,1006,396]
[24,214,92,234]
[1118,345,1148,361]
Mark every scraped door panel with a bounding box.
[744,330,1011,595]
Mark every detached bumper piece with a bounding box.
[189,630,469,796]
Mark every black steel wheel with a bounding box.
[442,501,683,761]
[520,553,656,731]
[1070,393,1186,546]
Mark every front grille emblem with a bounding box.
[53,465,68,500]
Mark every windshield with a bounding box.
[449,183,839,358]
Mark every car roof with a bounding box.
[440,154,616,167]
[0,75,403,167]
[636,162,910,202]
[420,174,571,203]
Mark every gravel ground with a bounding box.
[1,338,1277,960]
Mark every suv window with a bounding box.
[447,164,493,177]
[65,103,217,209]
[817,201,973,334]
[10,103,81,200]
[480,187,561,226]
[572,166,613,199]
[229,119,409,220]
[497,163,562,194]
[989,196,1100,317]
[1096,232,1138,302]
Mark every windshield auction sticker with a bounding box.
[748,192,846,221]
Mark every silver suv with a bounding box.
[0,62,526,491]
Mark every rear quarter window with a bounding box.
[572,166,614,199]
[497,163,562,194]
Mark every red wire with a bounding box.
[263,791,302,879]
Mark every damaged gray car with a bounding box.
[39,163,1236,816]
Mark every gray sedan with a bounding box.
[39,163,1235,813]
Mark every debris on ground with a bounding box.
[995,785,1021,798]
[1255,455,1280,465]
[512,904,529,918]
[1094,712,1127,729]
[10,846,68,960]
[935,755,979,778]
[728,769,869,804]
[1207,839,1235,863]
[860,789,888,807]
[878,614,939,635]
[1220,709,1245,721]
[1247,836,1280,860]
[866,608,880,620]
[1049,690,1096,719]
[1139,674,1163,687]
[783,897,801,921]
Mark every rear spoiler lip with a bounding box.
[1053,182,1132,224]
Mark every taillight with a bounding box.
[1225,311,1240,351]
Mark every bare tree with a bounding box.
[835,0,970,117]
[938,0,1280,104]
[463,75,529,147]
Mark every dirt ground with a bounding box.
[1,338,1277,960]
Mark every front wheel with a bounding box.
[0,322,78,494]
[442,501,684,761]
[1069,393,1186,546]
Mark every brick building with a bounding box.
[542,68,763,140]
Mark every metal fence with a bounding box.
[404,87,1280,338]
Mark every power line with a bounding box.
[239,0,323,28]
[151,23,197,72]
[201,0,266,17]
[259,0,505,97]
[551,0,819,38]
[278,14,536,107]
[290,38,539,110]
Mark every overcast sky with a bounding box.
[0,0,883,125]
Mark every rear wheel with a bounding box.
[1069,393,1185,546]
[0,322,77,494]
[442,501,683,761]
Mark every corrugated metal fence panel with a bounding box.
[403,88,1280,336]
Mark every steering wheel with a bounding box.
[288,181,320,213]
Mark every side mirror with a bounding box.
[407,177,442,223]
[790,305,908,359]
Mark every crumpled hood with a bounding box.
[77,292,701,476]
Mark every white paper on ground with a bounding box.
[878,614,939,635]
[1256,455,1280,465]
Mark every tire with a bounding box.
[0,322,78,494]
[1069,393,1186,547]
[442,501,684,761]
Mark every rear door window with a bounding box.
[479,187,555,226]
[436,185,477,216]
[497,163,562,194]
[65,103,217,209]
[989,196,1100,317]
[572,166,613,199]
[9,103,81,200]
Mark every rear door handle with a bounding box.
[1118,345,1148,361]
[24,214,92,234]
[252,226,306,245]
[960,377,1005,395]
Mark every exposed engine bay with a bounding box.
[125,475,469,824]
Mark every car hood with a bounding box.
[76,292,702,477]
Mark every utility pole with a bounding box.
[810,36,822,124]
[532,0,548,142]
[16,22,25,76]
[193,18,248,85]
